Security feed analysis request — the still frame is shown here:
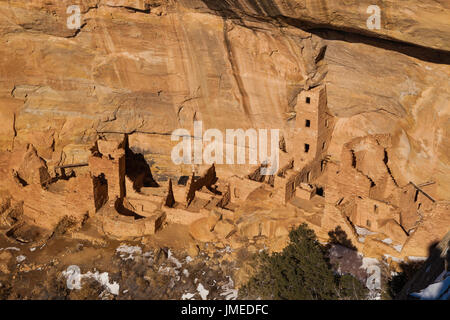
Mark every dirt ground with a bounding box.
[0,221,241,300]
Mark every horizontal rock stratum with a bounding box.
[200,0,450,52]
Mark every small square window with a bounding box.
[305,119,310,127]
[306,97,311,104]
[304,143,310,153]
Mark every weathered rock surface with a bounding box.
[0,0,448,198]
[0,0,448,266]
[198,0,450,52]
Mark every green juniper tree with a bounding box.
[239,223,367,300]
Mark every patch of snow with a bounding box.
[167,249,182,268]
[220,276,238,300]
[158,266,172,275]
[62,265,120,295]
[383,254,403,263]
[89,271,120,295]
[358,237,365,243]
[185,256,193,264]
[382,238,393,245]
[393,244,403,252]
[410,272,450,300]
[408,256,427,262]
[182,269,190,277]
[63,265,83,290]
[181,292,195,300]
[355,226,376,237]
[360,257,379,270]
[367,291,381,300]
[116,244,142,261]
[16,255,26,263]
[0,247,20,251]
[197,283,209,300]
[361,257,381,297]
[29,247,36,252]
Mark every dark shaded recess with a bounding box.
[326,226,357,251]
[350,150,357,168]
[123,6,150,14]
[201,0,282,17]
[389,260,426,299]
[58,168,77,180]
[206,184,222,195]
[395,238,449,299]
[6,222,47,243]
[164,179,175,208]
[310,28,450,65]
[266,174,275,187]
[65,22,87,39]
[200,0,450,64]
[304,143,310,153]
[124,135,159,191]
[114,198,145,220]
[316,186,324,197]
[177,175,190,186]
[93,173,108,211]
[14,173,28,187]
[248,166,266,183]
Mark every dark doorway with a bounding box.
[124,137,159,191]
[93,174,108,211]
[316,187,324,197]
[304,143,310,153]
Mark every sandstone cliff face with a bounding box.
[199,0,450,52]
[1,0,448,200]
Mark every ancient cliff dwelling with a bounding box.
[0,0,448,302]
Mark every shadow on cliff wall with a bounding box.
[200,0,450,65]
[326,226,357,251]
[394,238,449,300]
[124,135,159,192]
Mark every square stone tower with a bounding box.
[293,85,333,170]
